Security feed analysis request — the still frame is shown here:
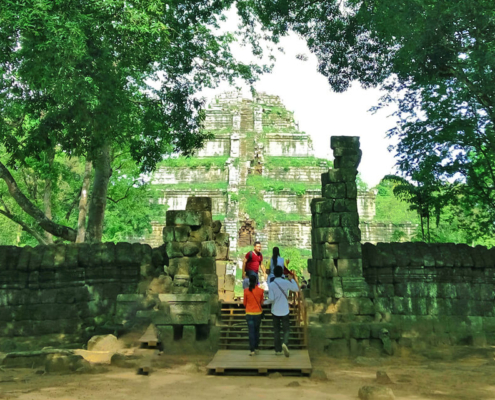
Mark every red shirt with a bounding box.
[245,251,263,273]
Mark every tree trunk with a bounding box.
[85,144,112,242]
[43,149,55,244]
[76,160,92,243]
[0,161,77,241]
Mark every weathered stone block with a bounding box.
[169,258,191,276]
[317,259,338,278]
[189,226,213,242]
[313,212,340,228]
[182,242,201,257]
[343,226,361,242]
[165,242,183,259]
[333,277,344,298]
[214,232,229,245]
[166,210,209,227]
[190,257,216,276]
[337,259,363,277]
[173,226,191,242]
[314,227,345,243]
[215,245,229,260]
[340,212,359,227]
[163,226,175,242]
[331,136,360,149]
[186,197,212,212]
[345,182,357,199]
[40,246,56,269]
[322,243,339,259]
[201,241,217,257]
[191,274,218,294]
[323,183,346,199]
[334,154,361,169]
[158,293,210,324]
[339,242,362,259]
[350,323,370,339]
[333,199,346,212]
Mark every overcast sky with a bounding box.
[199,14,399,188]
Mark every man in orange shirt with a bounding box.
[243,274,264,356]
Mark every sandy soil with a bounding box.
[2,351,495,400]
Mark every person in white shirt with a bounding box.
[267,265,299,357]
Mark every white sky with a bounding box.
[199,13,399,188]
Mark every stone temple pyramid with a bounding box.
[139,90,415,253]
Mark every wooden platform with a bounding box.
[207,350,312,375]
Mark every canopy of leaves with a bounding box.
[0,0,267,170]
[238,0,495,236]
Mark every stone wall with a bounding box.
[264,221,312,249]
[156,191,228,216]
[196,136,231,157]
[0,243,163,352]
[360,221,417,243]
[263,166,328,183]
[153,167,227,185]
[264,133,313,157]
[307,136,495,359]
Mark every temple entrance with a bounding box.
[238,220,255,247]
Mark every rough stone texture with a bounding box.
[0,243,157,351]
[358,386,395,400]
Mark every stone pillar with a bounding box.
[233,110,241,132]
[230,132,240,158]
[254,106,263,133]
[309,136,369,303]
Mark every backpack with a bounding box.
[247,251,262,263]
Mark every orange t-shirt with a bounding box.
[243,286,264,315]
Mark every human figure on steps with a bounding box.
[243,274,264,356]
[268,265,299,357]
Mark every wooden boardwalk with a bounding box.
[207,350,312,375]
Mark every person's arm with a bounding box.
[287,273,300,292]
[243,290,248,307]
[242,256,247,279]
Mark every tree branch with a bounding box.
[106,185,131,204]
[0,161,77,242]
[0,208,48,245]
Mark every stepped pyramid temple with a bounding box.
[141,91,415,252]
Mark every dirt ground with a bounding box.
[2,350,495,400]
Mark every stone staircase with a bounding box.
[218,302,307,351]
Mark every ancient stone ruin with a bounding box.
[140,90,416,251]
[306,136,495,358]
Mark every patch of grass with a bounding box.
[157,156,228,170]
[246,175,320,195]
[239,188,310,229]
[213,214,226,221]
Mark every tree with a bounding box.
[238,0,495,236]
[0,0,266,242]
[381,175,448,242]
[0,148,165,246]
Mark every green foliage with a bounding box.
[246,175,320,196]
[0,148,165,245]
[238,0,495,239]
[239,187,310,229]
[157,156,228,170]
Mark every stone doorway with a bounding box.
[238,220,255,248]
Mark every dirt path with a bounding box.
[2,353,495,400]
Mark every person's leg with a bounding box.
[246,315,256,353]
[254,314,262,352]
[273,315,282,353]
[282,313,291,357]
[282,313,290,345]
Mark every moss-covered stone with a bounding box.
[182,242,201,257]
[165,242,183,259]
[201,241,217,257]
